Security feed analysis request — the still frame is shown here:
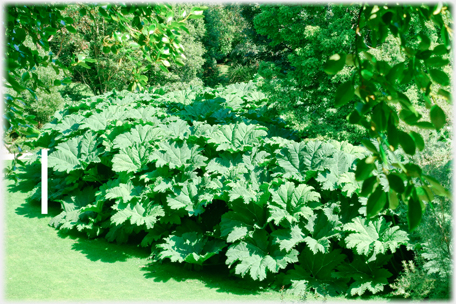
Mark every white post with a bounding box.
[41,149,48,214]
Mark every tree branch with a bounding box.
[56,33,66,57]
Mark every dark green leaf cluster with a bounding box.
[17,80,412,297]
[4,3,205,141]
[323,3,452,231]
[251,4,364,143]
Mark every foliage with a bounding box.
[13,80,417,298]
[381,30,453,298]
[413,129,452,287]
[322,3,452,231]
[343,217,408,262]
[202,5,247,63]
[142,4,207,92]
[402,120,452,300]
[50,4,140,95]
[59,82,94,102]
[4,3,205,147]
[251,4,365,142]
[4,38,67,157]
[51,4,208,95]
[5,4,69,141]
[201,4,252,87]
[4,3,452,301]
[389,260,436,299]
[6,38,66,127]
[227,64,258,84]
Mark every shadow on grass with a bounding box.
[61,228,274,296]
[14,200,60,219]
[6,176,59,220]
[140,260,272,296]
[53,228,151,263]
[71,239,150,263]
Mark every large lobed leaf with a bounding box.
[283,247,348,297]
[166,178,215,216]
[343,217,409,262]
[111,202,165,229]
[48,131,102,173]
[113,124,163,149]
[157,232,226,265]
[220,199,268,243]
[152,140,208,171]
[112,144,154,173]
[50,187,97,231]
[268,181,321,226]
[226,229,298,281]
[208,122,268,152]
[275,141,336,182]
[302,205,341,254]
[334,254,393,296]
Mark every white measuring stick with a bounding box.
[41,149,48,214]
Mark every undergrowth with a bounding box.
[10,80,450,299]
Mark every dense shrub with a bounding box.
[5,3,452,301]
[144,4,206,92]
[201,4,253,87]
[50,4,206,94]
[202,5,247,63]
[6,38,66,127]
[14,81,423,298]
[251,4,365,143]
[227,64,258,84]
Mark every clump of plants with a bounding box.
[15,80,424,298]
[389,260,435,299]
[227,64,258,84]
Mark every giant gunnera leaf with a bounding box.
[226,229,298,281]
[334,254,393,296]
[157,232,226,265]
[205,152,245,178]
[48,131,102,173]
[104,179,144,205]
[50,113,84,139]
[271,225,305,253]
[112,144,154,173]
[343,217,409,262]
[167,178,216,216]
[271,205,341,254]
[315,149,358,191]
[283,247,348,297]
[301,205,342,254]
[113,124,163,149]
[111,201,165,230]
[180,99,223,121]
[268,181,321,226]
[220,199,268,243]
[152,140,208,171]
[208,122,268,152]
[275,141,336,182]
[50,187,97,231]
[160,117,191,140]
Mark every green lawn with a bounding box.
[3,162,287,301]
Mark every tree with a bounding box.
[252,4,365,142]
[145,4,207,91]
[322,3,452,230]
[3,3,206,169]
[201,4,252,86]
